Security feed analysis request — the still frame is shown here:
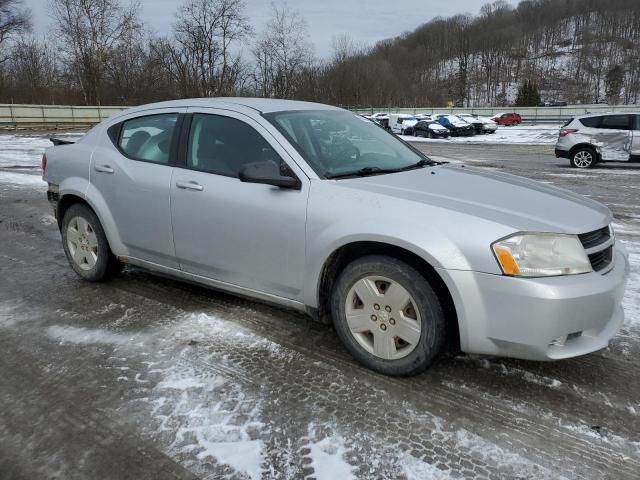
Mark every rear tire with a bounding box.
[570,147,597,169]
[61,204,123,282]
[331,255,446,376]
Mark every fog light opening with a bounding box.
[549,331,583,347]
[549,335,568,347]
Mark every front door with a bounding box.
[90,109,183,267]
[170,109,309,301]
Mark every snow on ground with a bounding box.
[402,124,560,145]
[303,426,356,480]
[0,132,84,169]
[0,171,46,188]
[621,239,640,331]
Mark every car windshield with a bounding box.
[264,110,436,179]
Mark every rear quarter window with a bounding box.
[118,114,179,164]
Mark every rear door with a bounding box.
[91,109,184,267]
[595,114,632,161]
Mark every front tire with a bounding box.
[61,204,123,282]
[570,147,597,169]
[331,255,446,376]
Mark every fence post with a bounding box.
[41,105,46,127]
[9,104,15,130]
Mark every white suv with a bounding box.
[555,113,640,168]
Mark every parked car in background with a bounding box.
[543,100,568,107]
[434,114,475,136]
[43,98,629,377]
[491,112,522,126]
[389,114,419,135]
[412,120,450,139]
[555,112,640,168]
[458,114,498,134]
[370,112,389,121]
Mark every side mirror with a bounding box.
[239,161,301,190]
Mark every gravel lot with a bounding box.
[0,134,639,479]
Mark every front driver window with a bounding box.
[187,114,284,178]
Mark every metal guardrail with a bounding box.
[0,104,128,128]
[1,102,638,127]
[349,104,640,125]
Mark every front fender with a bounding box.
[302,217,471,308]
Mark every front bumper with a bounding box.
[430,130,449,138]
[441,242,629,361]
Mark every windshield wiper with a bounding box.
[325,166,401,179]
[398,158,438,171]
[325,159,442,180]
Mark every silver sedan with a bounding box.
[43,98,629,376]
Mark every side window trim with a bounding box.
[108,112,183,166]
[178,112,300,184]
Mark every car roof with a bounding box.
[575,111,638,119]
[111,97,342,121]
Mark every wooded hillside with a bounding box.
[315,0,640,107]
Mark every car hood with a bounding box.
[428,124,448,130]
[338,165,611,233]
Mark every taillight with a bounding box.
[560,128,578,137]
[41,154,47,178]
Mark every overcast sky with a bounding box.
[25,0,521,57]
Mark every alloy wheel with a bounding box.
[573,151,593,168]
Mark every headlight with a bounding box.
[492,233,592,277]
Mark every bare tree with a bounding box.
[252,1,313,98]
[6,36,58,102]
[0,0,31,63]
[50,0,141,105]
[169,0,251,97]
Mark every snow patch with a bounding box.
[303,428,355,480]
[399,453,452,480]
[46,325,143,345]
[0,133,84,169]
[196,439,264,479]
[0,171,46,188]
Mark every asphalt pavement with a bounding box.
[0,139,639,480]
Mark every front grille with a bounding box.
[578,226,613,273]
[578,226,610,249]
[588,246,613,272]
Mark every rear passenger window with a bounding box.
[599,115,631,130]
[579,117,600,128]
[187,114,283,178]
[119,114,178,164]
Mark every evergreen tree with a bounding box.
[606,65,624,105]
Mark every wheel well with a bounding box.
[316,241,460,351]
[569,143,599,160]
[56,194,90,229]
